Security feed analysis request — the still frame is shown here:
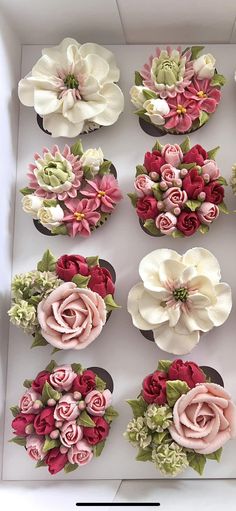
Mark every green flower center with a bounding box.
[39,161,71,187]
[173,287,188,302]
[64,74,79,89]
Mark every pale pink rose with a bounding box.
[162,144,183,166]
[169,383,236,455]
[134,174,153,197]
[68,440,93,466]
[156,212,177,234]
[163,187,187,211]
[20,389,41,414]
[26,435,45,461]
[54,394,80,421]
[197,202,219,225]
[85,389,112,416]
[60,420,83,447]
[37,282,106,350]
[160,164,180,185]
[202,159,220,180]
[50,365,77,391]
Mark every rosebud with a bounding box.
[157,201,164,210]
[60,446,68,454]
[25,424,35,435]
[160,181,168,191]
[180,168,188,177]
[78,401,86,411]
[50,429,60,440]
[173,207,181,216]
[203,173,210,183]
[73,391,82,401]
[198,192,206,201]
[174,179,182,187]
[33,400,43,410]
[47,398,56,407]
[149,171,159,182]
[55,421,63,429]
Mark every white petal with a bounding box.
[207,283,232,326]
[177,309,214,333]
[34,89,62,115]
[43,113,84,137]
[127,283,151,331]
[62,91,76,114]
[158,260,186,285]
[183,248,221,284]
[78,43,120,82]
[32,55,59,78]
[64,98,106,124]
[139,292,169,325]
[188,275,216,304]
[79,76,100,98]
[18,78,35,106]
[83,54,109,84]
[168,306,181,327]
[139,249,181,287]
[182,265,197,283]
[42,38,81,68]
[91,83,124,125]
[148,113,165,126]
[153,324,200,355]
[189,293,211,308]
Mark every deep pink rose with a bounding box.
[163,187,187,210]
[203,182,224,205]
[60,421,83,448]
[176,211,200,236]
[142,371,167,404]
[197,202,219,224]
[83,416,110,445]
[85,389,112,416]
[12,413,35,436]
[71,370,96,397]
[20,389,41,414]
[168,359,206,388]
[156,212,177,234]
[68,440,93,466]
[134,174,153,197]
[45,447,68,475]
[26,435,45,461]
[31,371,51,394]
[136,196,158,220]
[54,394,80,421]
[183,144,208,166]
[88,265,115,299]
[160,164,180,185]
[34,407,55,435]
[162,144,183,166]
[201,159,220,181]
[56,254,89,281]
[49,365,77,392]
[144,151,165,173]
[182,168,205,199]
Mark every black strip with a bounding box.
[76,503,160,507]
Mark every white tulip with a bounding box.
[37,205,64,231]
[130,86,146,109]
[143,98,170,126]
[80,148,104,172]
[193,54,216,80]
[22,194,44,218]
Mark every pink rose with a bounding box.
[54,394,80,421]
[20,389,41,414]
[26,435,45,461]
[68,440,93,466]
[50,365,77,391]
[156,212,177,234]
[197,202,219,225]
[163,187,187,211]
[37,282,106,350]
[162,144,183,166]
[169,383,236,455]
[202,159,220,181]
[85,389,112,416]
[134,174,153,197]
[60,421,83,447]
[160,164,180,185]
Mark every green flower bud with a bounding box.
[124,417,152,449]
[152,442,189,476]
[145,404,173,432]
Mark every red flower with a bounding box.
[203,182,224,205]
[34,407,55,435]
[142,371,167,404]
[71,370,97,397]
[136,197,158,221]
[88,265,115,298]
[168,360,206,388]
[45,447,68,475]
[182,168,205,199]
[144,151,165,173]
[56,254,89,282]
[182,144,208,166]
[83,416,110,445]
[31,371,51,394]
[176,211,200,236]
[12,413,35,437]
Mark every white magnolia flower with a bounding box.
[37,205,64,231]
[22,194,44,218]
[18,38,124,137]
[130,85,146,109]
[193,54,216,80]
[80,147,104,172]
[144,98,170,126]
[127,248,232,355]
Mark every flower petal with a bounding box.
[139,249,181,288]
[78,43,120,82]
[139,291,169,325]
[43,113,84,137]
[127,283,152,330]
[34,89,62,115]
[207,283,232,326]
[153,323,199,355]
[64,99,106,124]
[83,54,109,83]
[183,248,221,284]
[91,83,124,125]
[158,260,187,286]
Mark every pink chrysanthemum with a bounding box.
[80,174,123,213]
[183,78,221,114]
[62,198,100,237]
[164,93,200,133]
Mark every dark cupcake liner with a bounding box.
[139,218,164,238]
[139,116,210,137]
[88,366,114,393]
[37,114,101,136]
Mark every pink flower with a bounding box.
[163,187,187,211]
[49,365,77,392]
[201,160,220,181]
[60,421,83,448]
[160,164,180,186]
[54,394,80,422]
[80,174,122,213]
[26,435,45,461]
[85,389,112,416]
[184,77,221,114]
[63,198,100,238]
[37,282,106,350]
[162,144,183,166]
[20,389,41,414]
[169,383,236,455]
[197,202,219,224]
[165,94,200,133]
[156,212,177,234]
[68,440,93,466]
[134,174,154,197]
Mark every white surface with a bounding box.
[3,44,236,481]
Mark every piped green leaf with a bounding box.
[31,332,48,349]
[135,71,144,86]
[10,405,20,417]
[104,294,121,312]
[23,379,33,389]
[9,436,26,446]
[104,406,119,424]
[136,448,152,462]
[71,140,83,156]
[186,199,201,211]
[218,201,229,214]
[199,110,209,127]
[152,183,162,201]
[20,187,34,196]
[152,140,163,152]
[36,459,47,468]
[83,166,95,180]
[142,89,157,100]
[217,176,227,186]
[94,440,106,457]
[79,410,96,428]
[210,73,226,88]
[43,435,60,453]
[179,162,196,170]
[64,462,78,473]
[187,451,206,476]
[37,250,56,272]
[127,397,148,418]
[180,136,191,154]
[190,45,204,60]
[99,160,112,175]
[207,146,220,160]
[42,381,61,404]
[95,375,107,392]
[45,360,57,373]
[86,256,99,267]
[72,274,91,288]
[127,193,138,208]
[51,225,67,235]
[166,380,190,407]
[205,447,222,462]
[171,229,184,238]
[43,199,58,207]
[198,224,209,234]
[136,164,147,176]
[71,363,83,375]
[157,360,172,373]
[143,219,160,236]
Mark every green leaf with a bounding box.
[64,462,78,473]
[127,397,148,418]
[152,140,163,152]
[104,406,119,424]
[143,219,160,236]
[142,89,157,100]
[104,294,121,312]
[152,183,162,201]
[186,199,201,211]
[20,187,34,196]
[31,332,48,348]
[83,165,94,180]
[199,110,209,127]
[127,192,138,208]
[51,225,67,235]
[187,451,206,476]
[217,176,228,186]
[95,375,107,392]
[210,73,226,88]
[10,405,20,417]
[180,136,191,154]
[171,230,184,238]
[71,363,83,375]
[135,71,144,86]
[45,360,57,373]
[99,160,112,175]
[10,436,26,446]
[72,274,91,288]
[86,256,99,267]
[166,380,190,407]
[52,347,61,354]
[191,45,204,60]
[207,146,220,160]
[94,440,106,457]
[198,224,209,234]
[37,250,56,272]
[157,360,172,373]
[42,381,61,404]
[36,459,47,468]
[136,164,147,176]
[79,410,96,427]
[136,448,152,462]
[71,139,83,156]
[43,199,58,207]
[205,447,222,462]
[179,162,196,170]
[43,435,60,453]
[23,379,33,389]
[218,201,229,214]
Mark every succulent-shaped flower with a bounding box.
[124,417,152,449]
[145,404,172,432]
[8,300,38,333]
[152,441,189,476]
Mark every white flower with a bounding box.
[130,86,146,109]
[143,98,170,126]
[22,194,44,218]
[37,205,64,231]
[80,148,104,172]
[193,54,216,80]
[18,38,124,137]
[127,248,232,355]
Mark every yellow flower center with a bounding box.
[74,212,85,221]
[197,90,207,98]
[176,104,186,114]
[97,190,106,198]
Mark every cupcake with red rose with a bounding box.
[124,359,236,477]
[8,250,119,351]
[128,137,228,238]
[20,139,122,238]
[10,361,118,475]
[130,46,225,135]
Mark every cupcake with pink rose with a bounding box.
[10,361,118,475]
[8,250,119,351]
[128,137,228,238]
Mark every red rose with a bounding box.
[136,197,158,221]
[168,359,206,389]
[176,211,200,236]
[203,182,224,205]
[182,168,205,199]
[32,371,51,394]
[144,151,165,173]
[34,407,55,435]
[183,144,208,166]
[88,265,115,298]
[45,447,68,475]
[56,254,89,281]
[83,416,110,445]
[71,370,96,397]
[12,413,35,436]
[142,371,167,404]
